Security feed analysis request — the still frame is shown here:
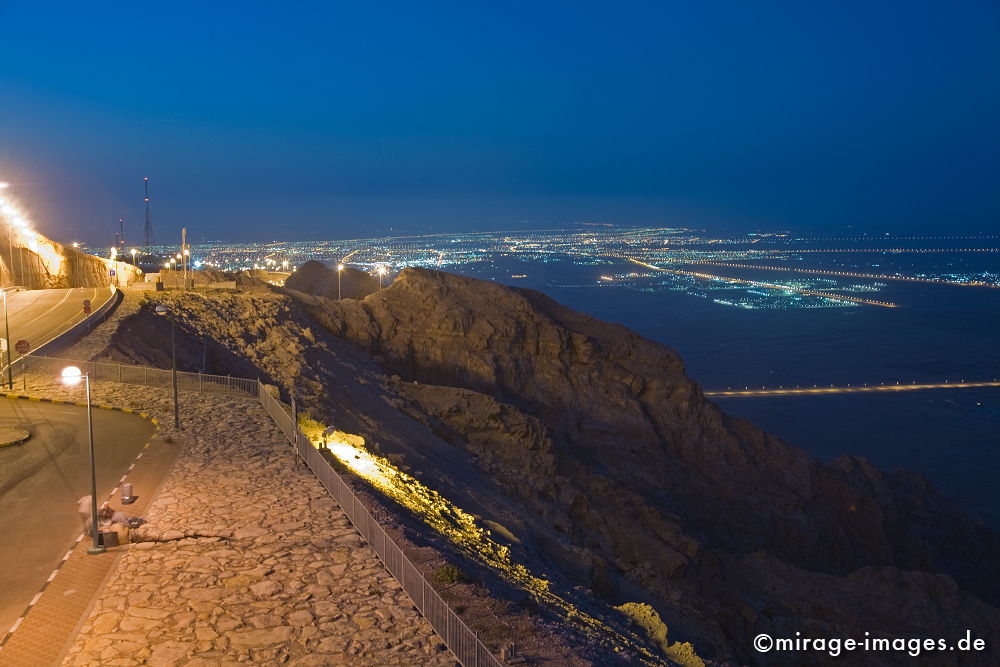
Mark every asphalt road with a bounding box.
[0,287,114,368]
[0,398,155,635]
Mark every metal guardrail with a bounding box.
[14,354,500,666]
[16,355,259,398]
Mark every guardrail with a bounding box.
[1,285,121,383]
[16,355,259,398]
[15,355,501,666]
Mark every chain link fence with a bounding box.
[17,355,258,398]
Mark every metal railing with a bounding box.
[258,382,502,667]
[13,354,500,666]
[16,355,259,399]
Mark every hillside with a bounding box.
[96,267,1000,665]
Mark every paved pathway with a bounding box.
[0,377,454,667]
[0,408,182,666]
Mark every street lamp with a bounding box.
[154,305,180,429]
[337,264,344,300]
[2,289,11,389]
[169,258,177,288]
[377,265,387,291]
[61,366,105,555]
[130,248,138,265]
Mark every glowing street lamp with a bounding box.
[61,366,105,555]
[337,263,344,300]
[377,265,387,291]
[154,305,180,429]
[130,248,138,265]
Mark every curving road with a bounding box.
[0,287,114,371]
[0,398,155,635]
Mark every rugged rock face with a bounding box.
[0,226,142,288]
[99,269,1000,664]
[291,267,1000,664]
[285,260,380,301]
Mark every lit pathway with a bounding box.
[705,381,1000,398]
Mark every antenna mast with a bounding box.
[143,177,155,247]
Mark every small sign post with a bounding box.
[15,340,28,392]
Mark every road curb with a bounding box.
[0,392,160,428]
[0,427,30,448]
[0,392,162,655]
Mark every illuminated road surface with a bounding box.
[1,287,113,371]
[0,400,154,635]
[626,258,897,308]
[705,381,1000,398]
[684,262,999,289]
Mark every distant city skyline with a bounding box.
[1,1,998,246]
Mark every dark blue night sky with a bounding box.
[1,1,997,244]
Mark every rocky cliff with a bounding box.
[97,268,1000,665]
[285,260,381,300]
[292,267,1000,664]
[0,226,142,288]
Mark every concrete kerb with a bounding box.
[0,391,160,427]
[0,427,30,447]
[0,392,162,653]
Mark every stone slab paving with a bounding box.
[6,377,455,667]
[0,410,183,666]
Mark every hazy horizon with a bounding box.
[2,1,998,246]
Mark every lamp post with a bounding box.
[337,263,344,300]
[6,226,13,288]
[170,257,177,288]
[155,305,180,429]
[2,289,11,390]
[377,265,387,291]
[130,248,138,266]
[62,366,105,555]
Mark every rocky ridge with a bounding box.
[98,267,1000,665]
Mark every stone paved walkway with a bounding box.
[0,405,183,666]
[2,377,455,667]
